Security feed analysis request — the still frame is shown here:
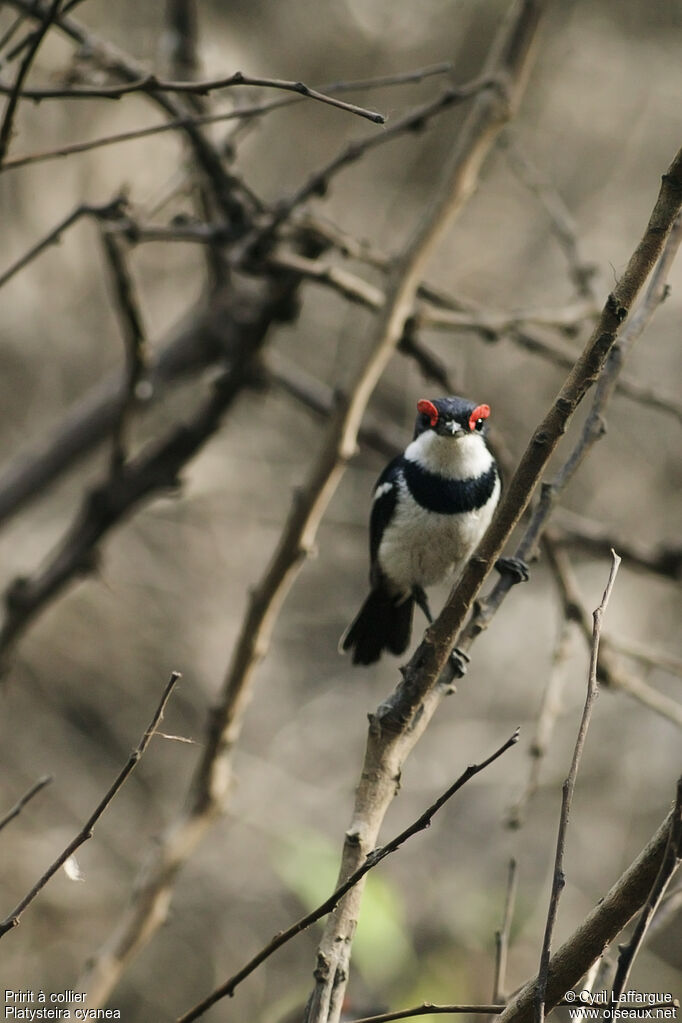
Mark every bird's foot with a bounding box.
[449,646,470,678]
[495,556,530,584]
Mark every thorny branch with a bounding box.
[0,671,180,937]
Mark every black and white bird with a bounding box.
[341,395,517,667]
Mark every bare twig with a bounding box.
[0,776,52,833]
[349,1007,509,1022]
[493,858,519,1003]
[0,671,180,937]
[0,271,301,667]
[0,66,386,120]
[264,76,499,237]
[502,134,597,299]
[534,552,621,1023]
[508,619,574,829]
[99,230,149,472]
[176,730,519,1022]
[544,538,682,730]
[497,802,678,1023]
[4,0,254,224]
[611,775,682,1002]
[0,195,127,290]
[0,0,62,167]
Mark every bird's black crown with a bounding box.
[414,396,491,439]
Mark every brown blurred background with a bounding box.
[0,2,680,1020]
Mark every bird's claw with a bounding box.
[449,646,470,678]
[495,556,530,584]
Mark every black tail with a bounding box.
[340,589,414,665]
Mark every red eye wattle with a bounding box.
[469,403,490,432]
[417,398,439,426]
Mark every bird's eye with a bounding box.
[468,403,491,432]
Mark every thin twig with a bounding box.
[176,730,520,1022]
[264,76,498,237]
[0,271,301,667]
[544,538,682,730]
[497,803,676,1023]
[611,775,682,1001]
[493,858,519,1003]
[0,671,180,937]
[507,619,574,829]
[0,0,62,167]
[345,997,679,1023]
[4,0,254,225]
[99,230,149,472]
[4,75,489,176]
[0,67,386,120]
[0,776,52,833]
[502,134,597,299]
[0,195,127,290]
[534,552,621,1023]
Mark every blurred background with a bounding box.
[0,1,680,1020]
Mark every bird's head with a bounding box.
[414,396,491,440]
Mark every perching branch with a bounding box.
[455,175,682,674]
[176,729,519,1023]
[0,671,180,938]
[305,5,548,1021]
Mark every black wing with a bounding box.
[369,457,402,568]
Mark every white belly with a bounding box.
[378,478,500,595]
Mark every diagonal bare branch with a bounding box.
[0,672,180,938]
[177,730,519,1022]
[0,776,52,834]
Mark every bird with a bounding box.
[340,394,526,668]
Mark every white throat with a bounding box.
[404,430,493,480]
